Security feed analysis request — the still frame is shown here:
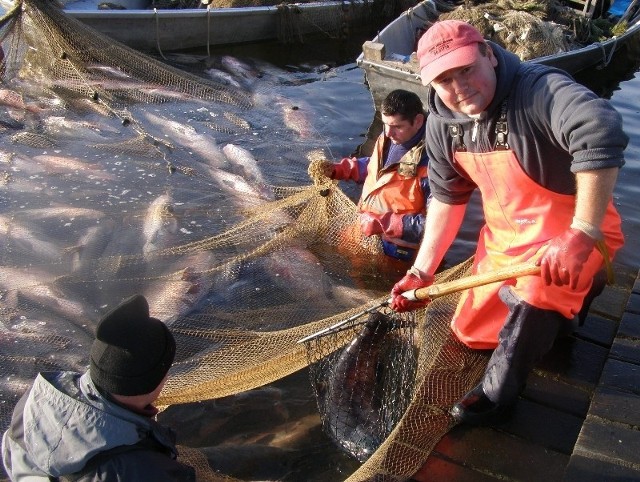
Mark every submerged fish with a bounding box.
[0,266,95,330]
[144,250,217,323]
[222,143,266,185]
[32,154,115,181]
[199,444,297,481]
[68,219,117,275]
[0,214,63,262]
[208,166,273,209]
[41,115,119,143]
[142,111,228,169]
[142,193,179,258]
[319,312,404,462]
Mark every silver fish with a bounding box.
[0,214,63,262]
[16,206,106,222]
[208,166,273,209]
[204,67,244,90]
[0,266,95,329]
[142,112,228,169]
[222,143,266,185]
[142,193,179,258]
[32,154,116,181]
[68,219,117,274]
[144,250,217,323]
[41,115,119,143]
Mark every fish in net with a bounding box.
[0,0,541,480]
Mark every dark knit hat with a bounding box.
[90,295,176,396]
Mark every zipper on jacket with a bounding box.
[471,118,480,143]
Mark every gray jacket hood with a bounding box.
[9,371,170,477]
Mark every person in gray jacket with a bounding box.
[2,294,195,481]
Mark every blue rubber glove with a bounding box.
[390,269,434,312]
[537,228,597,289]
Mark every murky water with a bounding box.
[154,34,640,481]
[2,27,639,482]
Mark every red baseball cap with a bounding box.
[417,20,486,86]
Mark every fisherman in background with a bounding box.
[390,20,626,424]
[2,295,195,481]
[316,89,429,262]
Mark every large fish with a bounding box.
[198,444,298,481]
[0,266,96,330]
[254,92,315,139]
[0,88,46,114]
[0,214,63,263]
[222,143,266,186]
[144,250,217,323]
[142,193,179,258]
[68,219,117,275]
[208,166,274,209]
[41,115,121,143]
[318,312,407,462]
[204,67,244,90]
[32,154,116,181]
[256,244,332,303]
[141,111,228,169]
[15,206,106,222]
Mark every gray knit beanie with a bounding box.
[90,294,176,396]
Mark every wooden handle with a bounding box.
[414,262,541,301]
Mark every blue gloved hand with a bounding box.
[360,212,404,238]
[537,228,597,289]
[390,269,434,312]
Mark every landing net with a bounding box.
[0,0,488,480]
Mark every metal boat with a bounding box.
[0,0,375,52]
[357,0,640,109]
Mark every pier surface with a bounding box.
[413,263,640,481]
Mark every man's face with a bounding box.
[382,112,424,145]
[430,44,498,116]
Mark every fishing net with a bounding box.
[0,0,523,480]
[419,0,622,62]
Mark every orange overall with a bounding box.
[358,135,428,251]
[451,149,624,350]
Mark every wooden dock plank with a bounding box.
[567,417,640,471]
[564,453,640,481]
[417,424,569,481]
[589,385,640,427]
[412,266,639,481]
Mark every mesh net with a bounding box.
[431,0,622,60]
[0,0,602,480]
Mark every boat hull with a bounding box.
[357,0,640,109]
[1,0,373,51]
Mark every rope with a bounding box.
[206,4,211,58]
[154,8,167,60]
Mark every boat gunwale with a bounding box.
[63,0,369,18]
[356,0,640,73]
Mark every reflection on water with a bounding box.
[159,33,640,481]
[2,28,640,482]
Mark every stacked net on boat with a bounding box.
[0,0,498,480]
[438,0,624,60]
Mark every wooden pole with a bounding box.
[298,262,541,343]
[411,262,541,301]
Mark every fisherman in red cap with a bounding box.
[390,20,626,424]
